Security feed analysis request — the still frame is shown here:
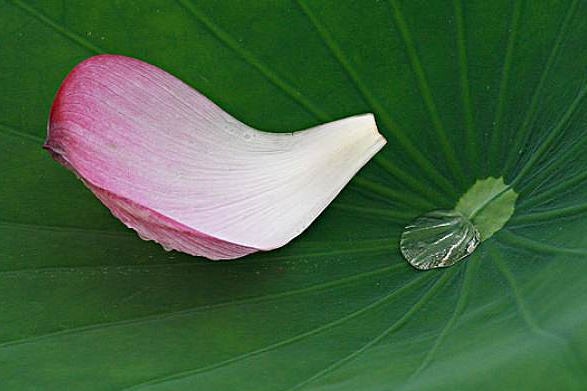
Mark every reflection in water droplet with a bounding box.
[400,210,480,270]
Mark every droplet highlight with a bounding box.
[400,210,480,270]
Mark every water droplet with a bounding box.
[400,210,480,270]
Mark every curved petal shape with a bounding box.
[45,55,387,259]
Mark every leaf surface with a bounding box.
[2,0,587,390]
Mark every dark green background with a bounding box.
[2,0,587,390]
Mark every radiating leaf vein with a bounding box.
[6,0,104,54]
[297,0,456,202]
[488,0,523,175]
[497,229,587,256]
[0,263,404,349]
[503,0,581,174]
[283,271,454,391]
[117,273,434,391]
[0,122,44,143]
[387,0,467,187]
[407,258,479,381]
[492,246,587,380]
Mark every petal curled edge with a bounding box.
[45,55,387,260]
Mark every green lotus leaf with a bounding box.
[2,0,587,390]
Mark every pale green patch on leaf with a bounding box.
[456,177,519,240]
[401,177,517,269]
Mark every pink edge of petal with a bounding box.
[44,55,260,260]
[86,180,259,260]
[45,54,384,259]
[49,154,259,260]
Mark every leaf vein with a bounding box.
[492,246,587,380]
[6,0,104,54]
[387,0,466,186]
[454,0,477,179]
[0,122,44,144]
[175,0,327,120]
[0,241,401,276]
[117,273,433,391]
[503,0,581,174]
[488,0,523,174]
[296,0,456,201]
[283,271,453,391]
[407,257,480,380]
[497,229,587,256]
[511,80,587,187]
[510,201,587,225]
[0,264,404,349]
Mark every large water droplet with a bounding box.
[400,210,480,270]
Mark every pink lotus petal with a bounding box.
[45,55,387,260]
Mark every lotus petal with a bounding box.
[45,55,387,259]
